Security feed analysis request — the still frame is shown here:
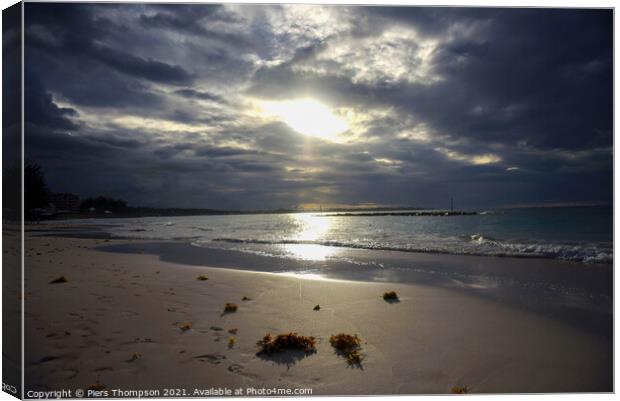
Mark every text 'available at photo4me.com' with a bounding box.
[23,387,314,399]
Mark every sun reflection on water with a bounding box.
[282,213,339,261]
[294,213,331,241]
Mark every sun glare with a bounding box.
[281,213,339,261]
[260,99,349,142]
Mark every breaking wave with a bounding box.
[208,235,612,264]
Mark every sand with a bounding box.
[22,233,612,395]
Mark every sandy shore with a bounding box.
[23,233,612,395]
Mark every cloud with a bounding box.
[25,71,79,131]
[90,43,194,85]
[434,147,502,165]
[174,88,223,102]
[22,3,613,209]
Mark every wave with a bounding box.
[469,233,498,243]
[210,236,612,264]
[191,226,214,232]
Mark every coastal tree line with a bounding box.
[3,162,129,214]
[4,163,232,219]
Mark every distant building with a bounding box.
[48,193,80,213]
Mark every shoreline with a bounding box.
[29,221,614,265]
[23,232,613,394]
[28,224,614,338]
[100,240,612,338]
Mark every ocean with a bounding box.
[63,206,612,264]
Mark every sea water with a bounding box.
[63,206,612,264]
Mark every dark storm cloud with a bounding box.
[174,89,223,102]
[424,9,613,150]
[138,6,254,49]
[25,71,79,131]
[23,3,613,209]
[90,43,194,85]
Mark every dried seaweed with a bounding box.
[382,291,399,302]
[329,333,364,366]
[87,383,105,391]
[451,386,469,394]
[256,332,316,354]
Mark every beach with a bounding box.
[22,228,612,395]
[14,3,614,396]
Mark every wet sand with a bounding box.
[23,232,612,395]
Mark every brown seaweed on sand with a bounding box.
[329,333,364,366]
[223,303,238,314]
[382,291,399,303]
[88,383,105,391]
[451,385,469,394]
[256,332,316,355]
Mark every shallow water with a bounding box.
[60,206,612,264]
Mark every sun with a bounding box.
[259,98,349,142]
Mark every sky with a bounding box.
[23,3,613,210]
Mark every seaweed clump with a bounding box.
[223,303,238,313]
[196,275,209,281]
[88,383,105,391]
[451,386,469,394]
[49,276,68,284]
[256,332,316,355]
[329,333,364,366]
[382,291,399,302]
[228,337,236,349]
[179,322,192,332]
[313,304,321,311]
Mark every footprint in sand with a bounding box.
[194,353,226,365]
[209,326,225,342]
[38,356,59,364]
[59,368,79,380]
[227,364,259,379]
[227,364,243,373]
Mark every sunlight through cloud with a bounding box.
[259,99,349,142]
